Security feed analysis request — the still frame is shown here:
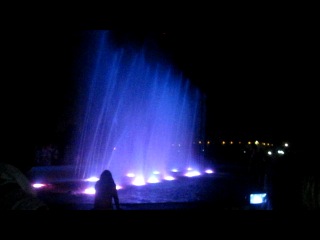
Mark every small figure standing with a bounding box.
[93,170,121,210]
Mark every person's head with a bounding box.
[99,170,116,184]
[100,170,113,180]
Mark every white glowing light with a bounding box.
[32,183,46,188]
[164,176,175,181]
[184,170,201,177]
[205,169,214,174]
[84,187,96,194]
[126,173,135,177]
[132,176,146,186]
[147,176,160,183]
[250,193,267,204]
[85,176,99,182]
[171,168,179,172]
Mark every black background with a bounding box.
[2,7,316,164]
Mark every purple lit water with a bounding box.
[28,164,255,210]
[68,30,208,186]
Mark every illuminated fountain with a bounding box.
[70,31,209,189]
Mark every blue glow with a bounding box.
[70,31,206,187]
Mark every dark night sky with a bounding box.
[3,12,316,152]
[106,29,300,144]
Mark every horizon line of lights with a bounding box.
[193,139,289,146]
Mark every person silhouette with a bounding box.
[93,170,121,210]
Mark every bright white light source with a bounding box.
[277,150,285,155]
[147,176,160,183]
[132,176,146,186]
[205,169,214,174]
[84,187,96,194]
[32,183,46,189]
[250,193,267,204]
[85,176,99,182]
[164,175,175,181]
[184,170,201,177]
